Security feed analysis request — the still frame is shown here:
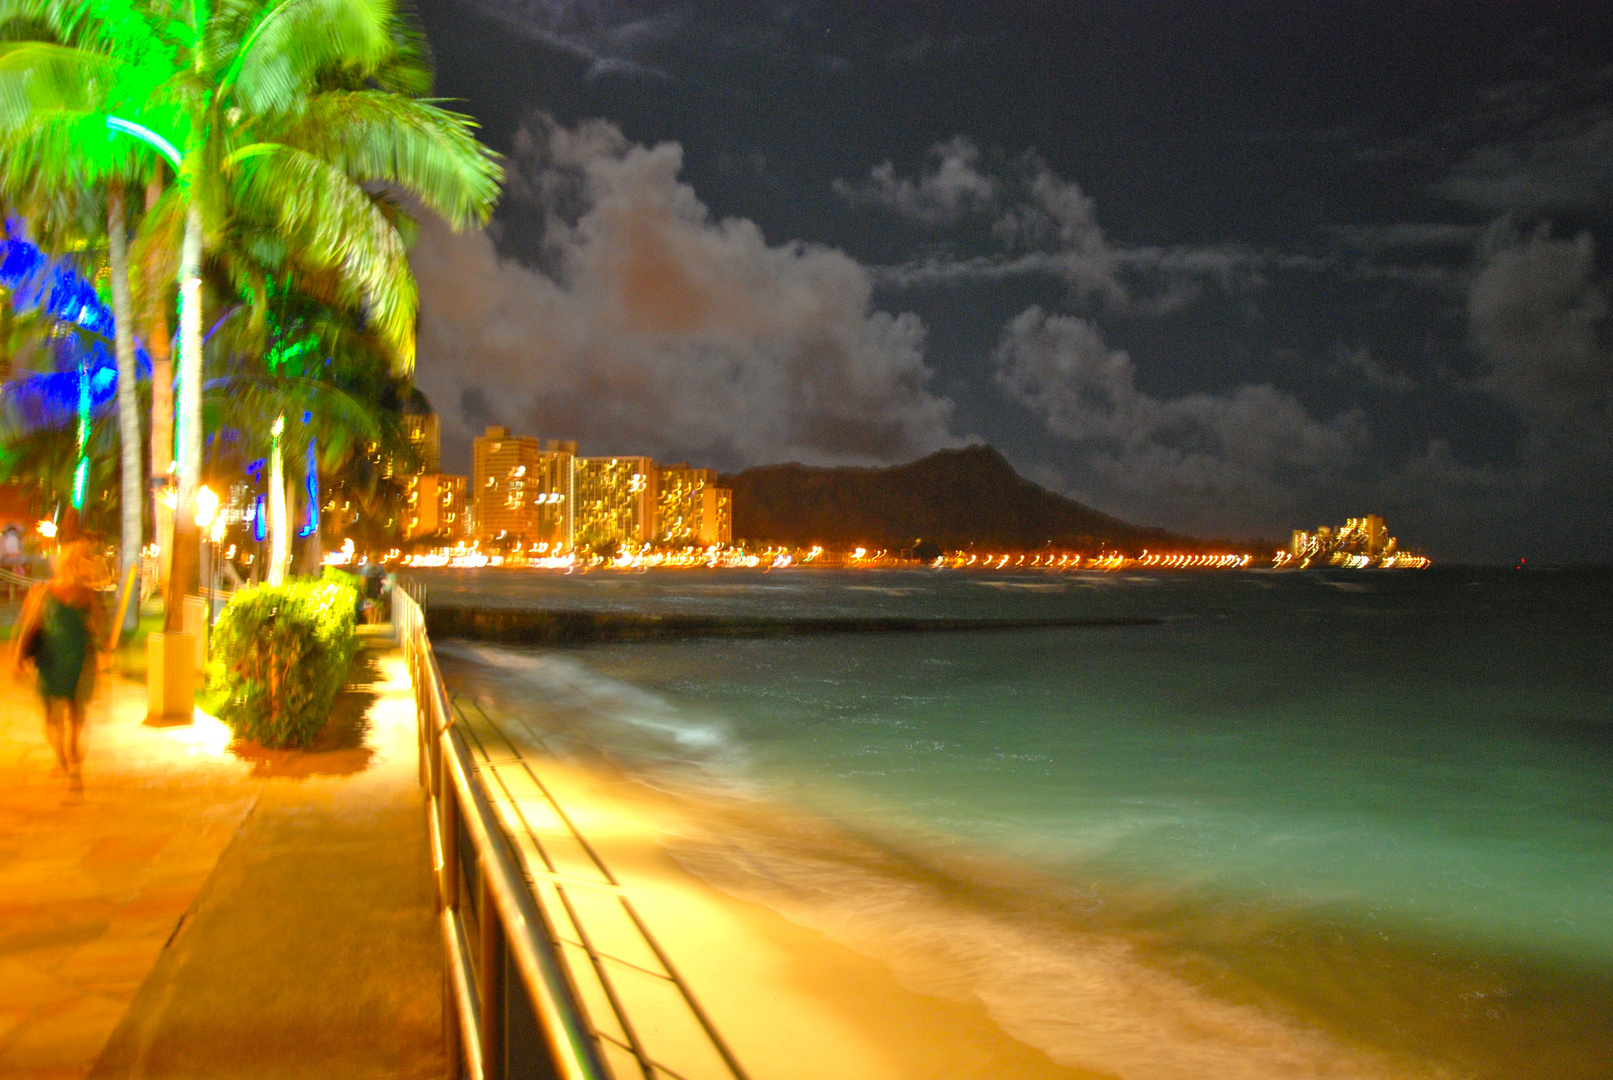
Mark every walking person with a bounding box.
[10,541,108,792]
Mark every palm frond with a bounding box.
[69,0,181,75]
[220,0,394,115]
[0,0,80,42]
[228,142,415,371]
[0,105,168,192]
[278,90,500,227]
[369,4,430,96]
[0,40,115,126]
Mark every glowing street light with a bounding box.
[37,519,57,539]
[195,485,220,529]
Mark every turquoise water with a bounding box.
[430,567,1613,1080]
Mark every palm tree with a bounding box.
[1,0,500,620]
[205,293,411,583]
[0,357,123,540]
[0,104,159,626]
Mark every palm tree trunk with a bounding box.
[108,181,142,635]
[145,176,174,598]
[268,415,288,585]
[164,201,204,630]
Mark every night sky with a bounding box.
[407,0,1613,562]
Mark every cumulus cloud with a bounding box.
[1463,222,1613,503]
[411,116,960,473]
[994,307,1367,533]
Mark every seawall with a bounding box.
[422,605,1160,645]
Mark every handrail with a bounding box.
[454,698,754,1080]
[441,716,607,1080]
[394,583,608,1080]
[0,566,39,587]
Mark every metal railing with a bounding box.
[394,585,751,1080]
[0,565,39,601]
[397,585,606,1080]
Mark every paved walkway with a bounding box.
[0,631,444,1079]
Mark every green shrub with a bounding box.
[209,575,360,748]
[321,565,362,594]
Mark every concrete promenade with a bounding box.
[0,628,444,1079]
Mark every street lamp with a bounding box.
[194,485,219,530]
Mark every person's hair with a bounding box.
[53,540,102,587]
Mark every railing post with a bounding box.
[443,960,463,1080]
[429,698,444,800]
[478,864,507,1080]
[441,774,464,1080]
[440,757,460,912]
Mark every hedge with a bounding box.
[209,569,360,749]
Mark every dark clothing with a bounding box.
[36,591,96,702]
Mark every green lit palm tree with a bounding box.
[0,67,163,615]
[1,0,500,613]
[203,281,419,581]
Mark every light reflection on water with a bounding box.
[431,567,1613,1080]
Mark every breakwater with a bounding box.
[423,604,1161,645]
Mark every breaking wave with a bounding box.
[440,641,1419,1080]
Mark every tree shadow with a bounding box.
[229,651,381,778]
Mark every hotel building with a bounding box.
[472,427,576,548]
[1290,514,1402,565]
[574,456,657,550]
[402,473,468,542]
[383,412,441,478]
[655,464,732,547]
[466,427,735,554]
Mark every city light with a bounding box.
[195,485,220,529]
[1282,514,1429,569]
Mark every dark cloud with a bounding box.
[462,0,683,79]
[412,116,960,474]
[831,137,998,227]
[1469,223,1611,416]
[1439,110,1613,214]
[994,307,1367,536]
[1330,223,1482,255]
[838,138,1305,314]
[1330,343,1419,393]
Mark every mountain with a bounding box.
[718,445,1206,553]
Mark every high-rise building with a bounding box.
[471,427,575,548]
[714,486,732,547]
[1338,515,1388,557]
[384,412,441,477]
[529,440,577,551]
[402,474,468,542]
[574,456,657,550]
[406,413,441,473]
[654,464,732,547]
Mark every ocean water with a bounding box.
[426,567,1613,1080]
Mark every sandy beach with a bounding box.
[491,753,1108,1080]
